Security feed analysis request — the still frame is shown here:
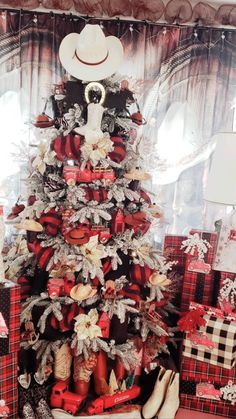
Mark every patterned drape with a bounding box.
[1,9,236,242]
[0,1,236,27]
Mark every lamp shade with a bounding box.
[205,132,236,205]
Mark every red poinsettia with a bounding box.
[177,308,206,334]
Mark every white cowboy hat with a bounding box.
[59,24,124,82]
[70,283,97,301]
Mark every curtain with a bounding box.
[1,9,236,243]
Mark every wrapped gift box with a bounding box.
[180,230,217,311]
[180,356,236,418]
[163,234,188,273]
[180,393,236,418]
[182,302,236,369]
[0,281,21,357]
[0,353,18,418]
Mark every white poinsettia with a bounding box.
[80,235,105,267]
[74,309,102,340]
[81,132,114,166]
[32,141,56,175]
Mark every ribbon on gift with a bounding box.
[189,301,236,321]
[178,307,206,334]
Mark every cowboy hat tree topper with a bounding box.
[4,23,178,416]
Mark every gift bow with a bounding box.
[177,308,206,334]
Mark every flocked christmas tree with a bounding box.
[4,24,178,416]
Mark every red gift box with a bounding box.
[180,230,217,312]
[180,394,236,418]
[0,281,21,357]
[180,356,236,418]
[0,353,18,418]
[163,235,188,274]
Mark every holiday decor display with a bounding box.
[163,234,188,275]
[180,230,217,311]
[4,24,178,417]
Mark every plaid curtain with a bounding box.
[1,9,236,238]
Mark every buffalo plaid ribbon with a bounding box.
[0,353,18,418]
[180,230,217,312]
[0,282,20,356]
[180,393,236,418]
[183,313,236,369]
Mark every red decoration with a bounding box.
[109,136,126,163]
[53,134,81,161]
[130,264,153,285]
[47,278,65,299]
[50,381,85,415]
[34,241,54,270]
[34,113,54,128]
[97,313,110,338]
[112,209,125,234]
[7,203,25,220]
[177,308,206,334]
[83,188,108,203]
[63,166,81,186]
[90,226,111,244]
[87,385,141,415]
[131,112,146,126]
[93,351,109,396]
[39,209,62,236]
[63,164,116,186]
[125,211,151,235]
[64,223,91,245]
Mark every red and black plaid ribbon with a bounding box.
[109,136,126,163]
[130,264,153,285]
[0,353,18,418]
[84,188,108,203]
[180,393,236,418]
[0,282,20,356]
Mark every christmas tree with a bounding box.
[4,24,177,417]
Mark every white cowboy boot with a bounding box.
[75,103,104,139]
[158,372,180,419]
[142,368,173,419]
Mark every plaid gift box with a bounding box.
[182,302,236,369]
[180,356,236,418]
[163,234,188,274]
[180,393,236,418]
[180,230,217,311]
[0,281,20,357]
[0,353,18,418]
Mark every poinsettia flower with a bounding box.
[81,132,114,166]
[80,235,105,267]
[32,142,56,175]
[74,309,102,340]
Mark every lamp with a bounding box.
[205,132,236,273]
[205,132,236,206]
